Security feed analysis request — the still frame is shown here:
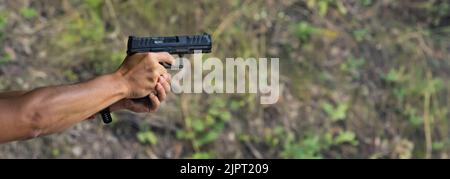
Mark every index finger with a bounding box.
[130,52,151,60]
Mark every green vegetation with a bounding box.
[19,7,38,19]
[137,131,158,145]
[322,101,349,122]
[0,0,449,159]
[176,97,232,158]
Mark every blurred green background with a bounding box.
[0,0,449,158]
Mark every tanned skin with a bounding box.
[0,52,174,144]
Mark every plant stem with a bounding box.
[423,72,432,158]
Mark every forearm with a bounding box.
[0,90,103,121]
[0,90,122,118]
[0,72,128,143]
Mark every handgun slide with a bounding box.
[127,33,212,56]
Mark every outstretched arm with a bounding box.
[0,73,172,120]
[0,73,129,143]
[0,52,174,144]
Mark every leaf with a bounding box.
[405,106,423,126]
[385,68,406,83]
[20,7,38,19]
[320,29,339,39]
[322,102,334,115]
[52,148,61,157]
[274,126,285,135]
[208,108,220,117]
[282,136,323,159]
[137,131,158,145]
[85,0,103,9]
[360,0,373,6]
[295,22,320,41]
[432,142,445,151]
[322,102,348,121]
[213,122,225,131]
[220,112,231,121]
[64,70,79,82]
[340,56,365,75]
[0,14,8,30]
[176,130,194,140]
[238,134,250,142]
[307,0,317,8]
[318,0,329,16]
[334,103,349,120]
[230,100,244,111]
[353,29,369,42]
[197,131,220,147]
[176,130,187,139]
[424,78,444,94]
[191,152,213,159]
[336,1,348,15]
[205,115,215,126]
[335,131,358,146]
[192,119,205,132]
[137,133,146,143]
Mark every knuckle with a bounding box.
[162,78,170,84]
[161,52,170,57]
[163,83,170,90]
[142,53,152,62]
[160,68,168,75]
[169,56,175,63]
[165,75,172,83]
[145,56,157,65]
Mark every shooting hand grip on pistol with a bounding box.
[100,33,212,124]
[116,52,173,99]
[99,52,174,124]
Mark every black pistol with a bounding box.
[100,33,212,124]
[127,33,212,68]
